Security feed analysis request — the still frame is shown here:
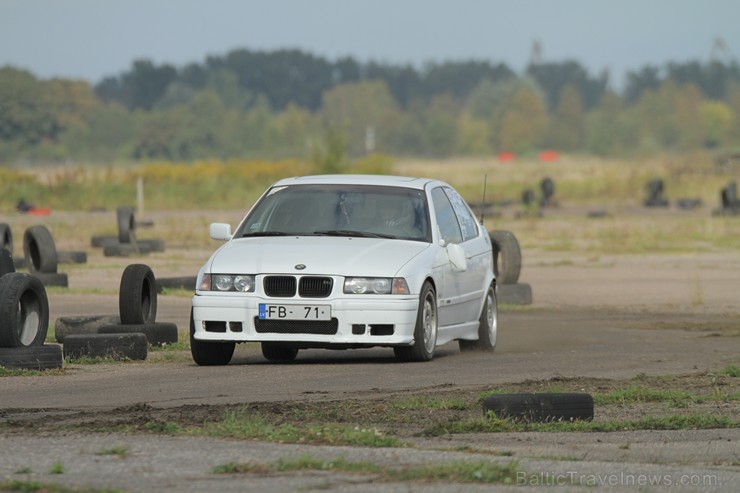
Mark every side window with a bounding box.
[431,187,463,244]
[444,187,479,242]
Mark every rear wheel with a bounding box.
[394,281,437,362]
[261,342,298,362]
[459,283,497,352]
[189,311,235,366]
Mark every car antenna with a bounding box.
[479,174,488,226]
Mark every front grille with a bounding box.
[264,276,296,297]
[254,317,338,335]
[263,276,333,298]
[299,277,333,298]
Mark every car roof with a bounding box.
[272,174,443,190]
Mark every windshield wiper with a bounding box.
[312,230,395,239]
[241,231,290,237]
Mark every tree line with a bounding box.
[1,48,740,163]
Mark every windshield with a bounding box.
[234,184,431,242]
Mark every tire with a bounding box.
[138,239,165,252]
[0,345,63,370]
[54,314,121,343]
[156,276,197,293]
[0,273,49,348]
[497,283,532,305]
[91,235,119,248]
[103,244,143,257]
[0,223,12,254]
[394,281,437,362]
[119,264,157,324]
[482,393,594,422]
[63,333,148,361]
[0,248,15,277]
[117,206,137,244]
[57,251,87,264]
[23,225,58,274]
[490,230,521,285]
[29,272,69,288]
[190,309,234,366]
[98,323,178,346]
[261,342,299,362]
[459,283,497,352]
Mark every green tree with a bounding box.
[544,84,585,151]
[498,86,548,153]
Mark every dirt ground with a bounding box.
[0,208,738,492]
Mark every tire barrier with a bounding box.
[54,314,121,343]
[0,273,50,348]
[92,208,165,257]
[0,345,63,370]
[489,230,532,305]
[644,178,669,207]
[539,177,556,207]
[57,251,88,264]
[0,223,12,254]
[23,225,58,274]
[0,248,15,277]
[119,264,157,325]
[63,333,148,361]
[483,393,594,422]
[29,272,69,288]
[713,181,740,216]
[117,206,137,244]
[0,271,60,371]
[98,323,179,346]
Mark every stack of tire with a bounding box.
[60,264,178,361]
[92,207,165,257]
[490,230,532,305]
[0,249,63,370]
[22,225,70,287]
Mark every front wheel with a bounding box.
[394,281,438,362]
[190,311,235,366]
[459,283,497,352]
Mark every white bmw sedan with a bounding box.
[190,174,496,365]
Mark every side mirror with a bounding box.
[447,243,467,272]
[210,223,232,241]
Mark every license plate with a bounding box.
[258,304,331,320]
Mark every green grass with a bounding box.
[96,445,129,457]
[721,364,740,377]
[213,453,520,484]
[0,479,124,493]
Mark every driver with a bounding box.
[375,198,419,237]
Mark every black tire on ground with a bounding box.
[190,310,235,366]
[482,393,594,422]
[0,273,49,348]
[63,333,148,361]
[12,256,26,270]
[29,272,69,288]
[54,314,121,343]
[394,281,438,362]
[117,206,137,244]
[104,243,148,257]
[0,223,12,254]
[91,235,119,248]
[459,283,497,352]
[119,264,157,324]
[98,323,178,346]
[490,230,521,285]
[23,225,58,274]
[497,283,532,305]
[137,239,165,252]
[0,248,15,277]
[0,345,63,370]
[261,342,299,362]
[156,276,197,293]
[57,251,88,264]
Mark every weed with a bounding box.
[48,462,64,474]
[721,364,740,377]
[97,445,129,457]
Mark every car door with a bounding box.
[430,187,467,328]
[442,186,490,323]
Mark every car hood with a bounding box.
[208,236,431,277]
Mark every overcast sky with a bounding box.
[2,0,738,90]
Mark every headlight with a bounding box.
[200,274,255,292]
[344,277,409,295]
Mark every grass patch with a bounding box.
[721,364,740,377]
[423,412,739,436]
[0,479,125,492]
[202,408,402,447]
[97,445,130,457]
[213,453,520,484]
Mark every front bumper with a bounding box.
[192,293,420,347]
